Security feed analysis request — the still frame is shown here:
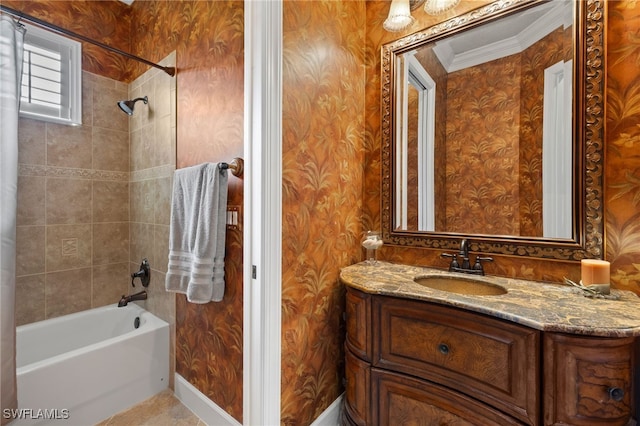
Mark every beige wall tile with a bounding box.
[154,73,172,119]
[82,71,95,126]
[154,177,172,225]
[130,179,154,224]
[17,176,45,226]
[130,125,155,171]
[46,123,92,168]
[16,274,46,326]
[155,118,173,167]
[153,225,170,274]
[46,224,92,272]
[45,268,92,318]
[93,222,130,265]
[18,118,46,165]
[130,222,154,266]
[93,180,129,223]
[46,178,92,225]
[16,226,45,276]
[92,262,130,307]
[93,127,130,172]
[93,85,129,133]
[130,79,152,132]
[145,270,174,324]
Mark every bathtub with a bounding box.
[14,303,169,425]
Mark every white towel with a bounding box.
[165,163,228,303]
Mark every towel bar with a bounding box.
[219,157,244,177]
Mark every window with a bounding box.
[20,23,82,126]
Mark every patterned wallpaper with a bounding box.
[3,0,134,81]
[606,2,640,295]
[281,1,365,424]
[445,54,522,235]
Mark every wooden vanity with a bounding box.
[341,262,640,425]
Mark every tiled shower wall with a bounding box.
[128,53,177,381]
[16,72,131,325]
[15,52,176,338]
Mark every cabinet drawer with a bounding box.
[373,296,540,425]
[544,333,636,425]
[345,286,371,361]
[372,368,523,426]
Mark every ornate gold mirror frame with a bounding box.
[381,0,605,260]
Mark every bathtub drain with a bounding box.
[134,316,141,329]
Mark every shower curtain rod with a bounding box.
[0,5,176,77]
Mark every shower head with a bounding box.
[117,96,148,115]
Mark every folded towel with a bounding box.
[165,163,228,303]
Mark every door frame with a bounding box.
[243,1,283,425]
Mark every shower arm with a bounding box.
[0,5,176,77]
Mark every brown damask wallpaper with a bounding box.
[3,0,134,81]
[281,1,365,424]
[606,1,640,295]
[445,54,522,235]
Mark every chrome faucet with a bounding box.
[118,290,147,307]
[441,239,493,275]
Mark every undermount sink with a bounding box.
[414,275,508,296]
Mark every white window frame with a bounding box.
[20,23,82,126]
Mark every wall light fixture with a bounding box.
[383,0,415,32]
[424,0,461,15]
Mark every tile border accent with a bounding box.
[130,164,175,182]
[19,164,129,182]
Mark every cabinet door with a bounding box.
[344,349,370,426]
[345,286,371,361]
[373,296,540,424]
[544,333,636,425]
[372,368,523,426]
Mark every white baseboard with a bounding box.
[174,374,242,426]
[311,394,344,426]
[175,374,343,426]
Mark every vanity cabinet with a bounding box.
[543,333,637,425]
[343,286,638,426]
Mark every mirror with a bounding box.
[381,0,605,260]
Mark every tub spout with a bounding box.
[118,290,147,307]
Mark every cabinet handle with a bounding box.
[608,387,624,402]
[438,343,450,355]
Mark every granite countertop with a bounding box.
[340,261,640,338]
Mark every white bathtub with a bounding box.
[14,303,169,425]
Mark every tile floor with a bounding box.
[95,389,204,426]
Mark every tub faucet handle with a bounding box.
[131,258,150,287]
